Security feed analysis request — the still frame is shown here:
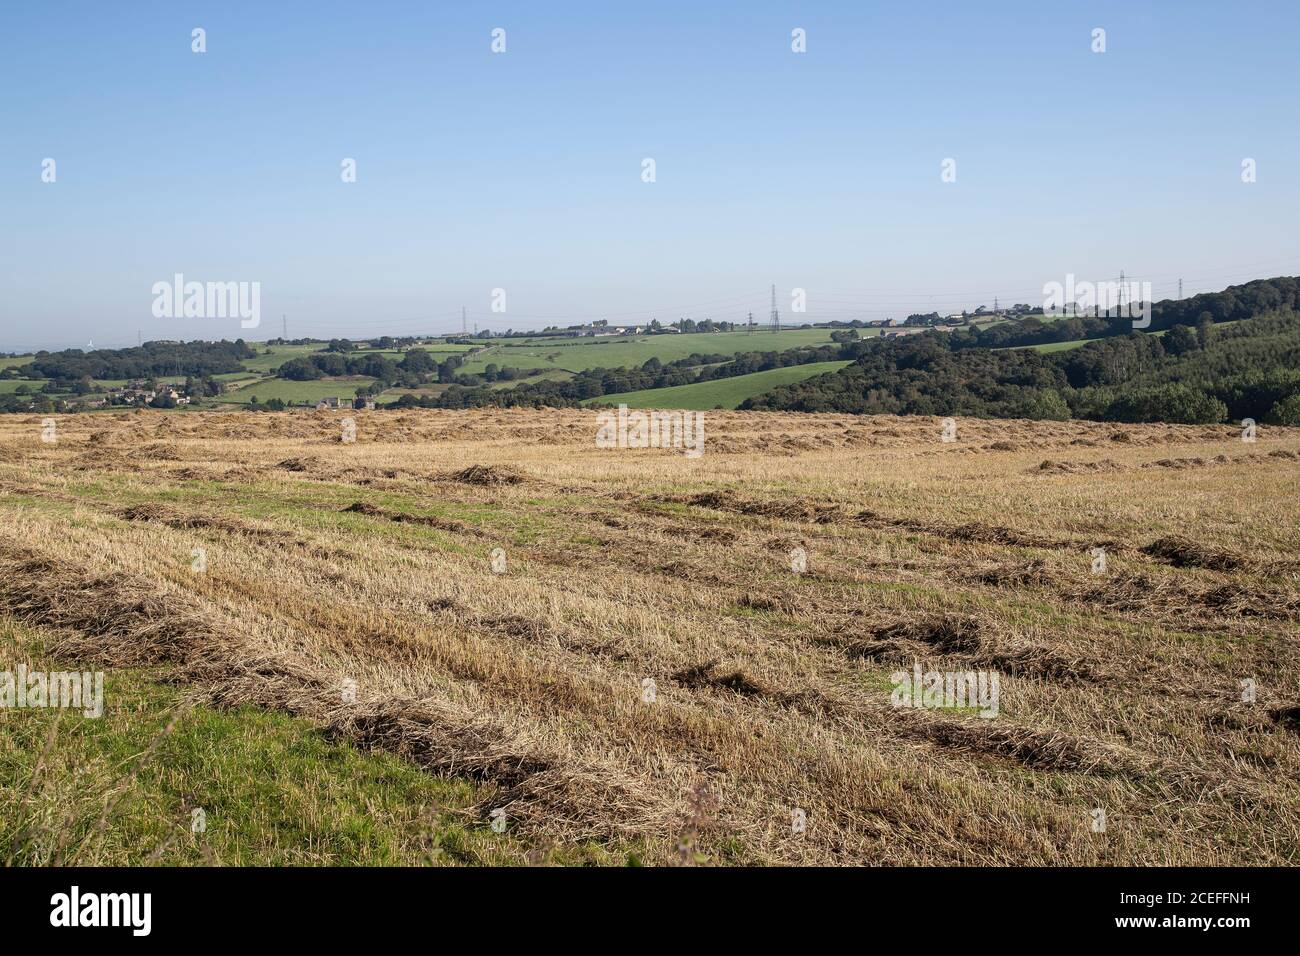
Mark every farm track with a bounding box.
[0,409,1298,864]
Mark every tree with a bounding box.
[1102,384,1227,424]
[1267,393,1300,425]
[399,349,436,375]
[1164,324,1199,356]
[279,357,324,381]
[1196,313,1215,349]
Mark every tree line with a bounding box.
[743,307,1300,424]
[18,340,255,382]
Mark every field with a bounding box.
[584,361,852,410]
[1,409,1298,865]
[458,328,846,375]
[215,377,376,405]
[240,344,329,373]
[1023,339,1097,353]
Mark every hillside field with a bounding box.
[1,409,1297,865]
[215,376,375,405]
[584,361,853,410]
[459,328,847,375]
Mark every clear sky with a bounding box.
[2,0,1298,350]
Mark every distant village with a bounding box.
[88,382,193,409]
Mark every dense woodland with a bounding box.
[744,306,1300,424]
[18,340,255,382]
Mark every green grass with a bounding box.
[460,328,848,375]
[239,344,327,373]
[216,377,375,405]
[581,360,853,410]
[0,380,38,394]
[1025,338,1097,353]
[0,617,633,866]
[488,369,575,390]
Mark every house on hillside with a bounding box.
[352,396,375,410]
[315,397,342,410]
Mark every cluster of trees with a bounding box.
[246,396,288,411]
[277,349,471,388]
[743,306,1300,425]
[24,340,254,382]
[743,337,1075,419]
[275,347,537,396]
[0,392,62,414]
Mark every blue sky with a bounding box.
[2,0,1298,350]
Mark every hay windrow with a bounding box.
[889,712,1128,775]
[1140,535,1248,572]
[342,501,468,533]
[117,502,288,539]
[276,456,322,473]
[671,660,771,697]
[441,464,530,486]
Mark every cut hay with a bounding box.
[442,464,529,486]
[1270,706,1300,734]
[276,456,321,472]
[117,502,287,540]
[1034,458,1125,475]
[1141,535,1248,572]
[5,407,1300,865]
[342,501,467,533]
[891,711,1128,775]
[668,489,841,523]
[671,660,770,698]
